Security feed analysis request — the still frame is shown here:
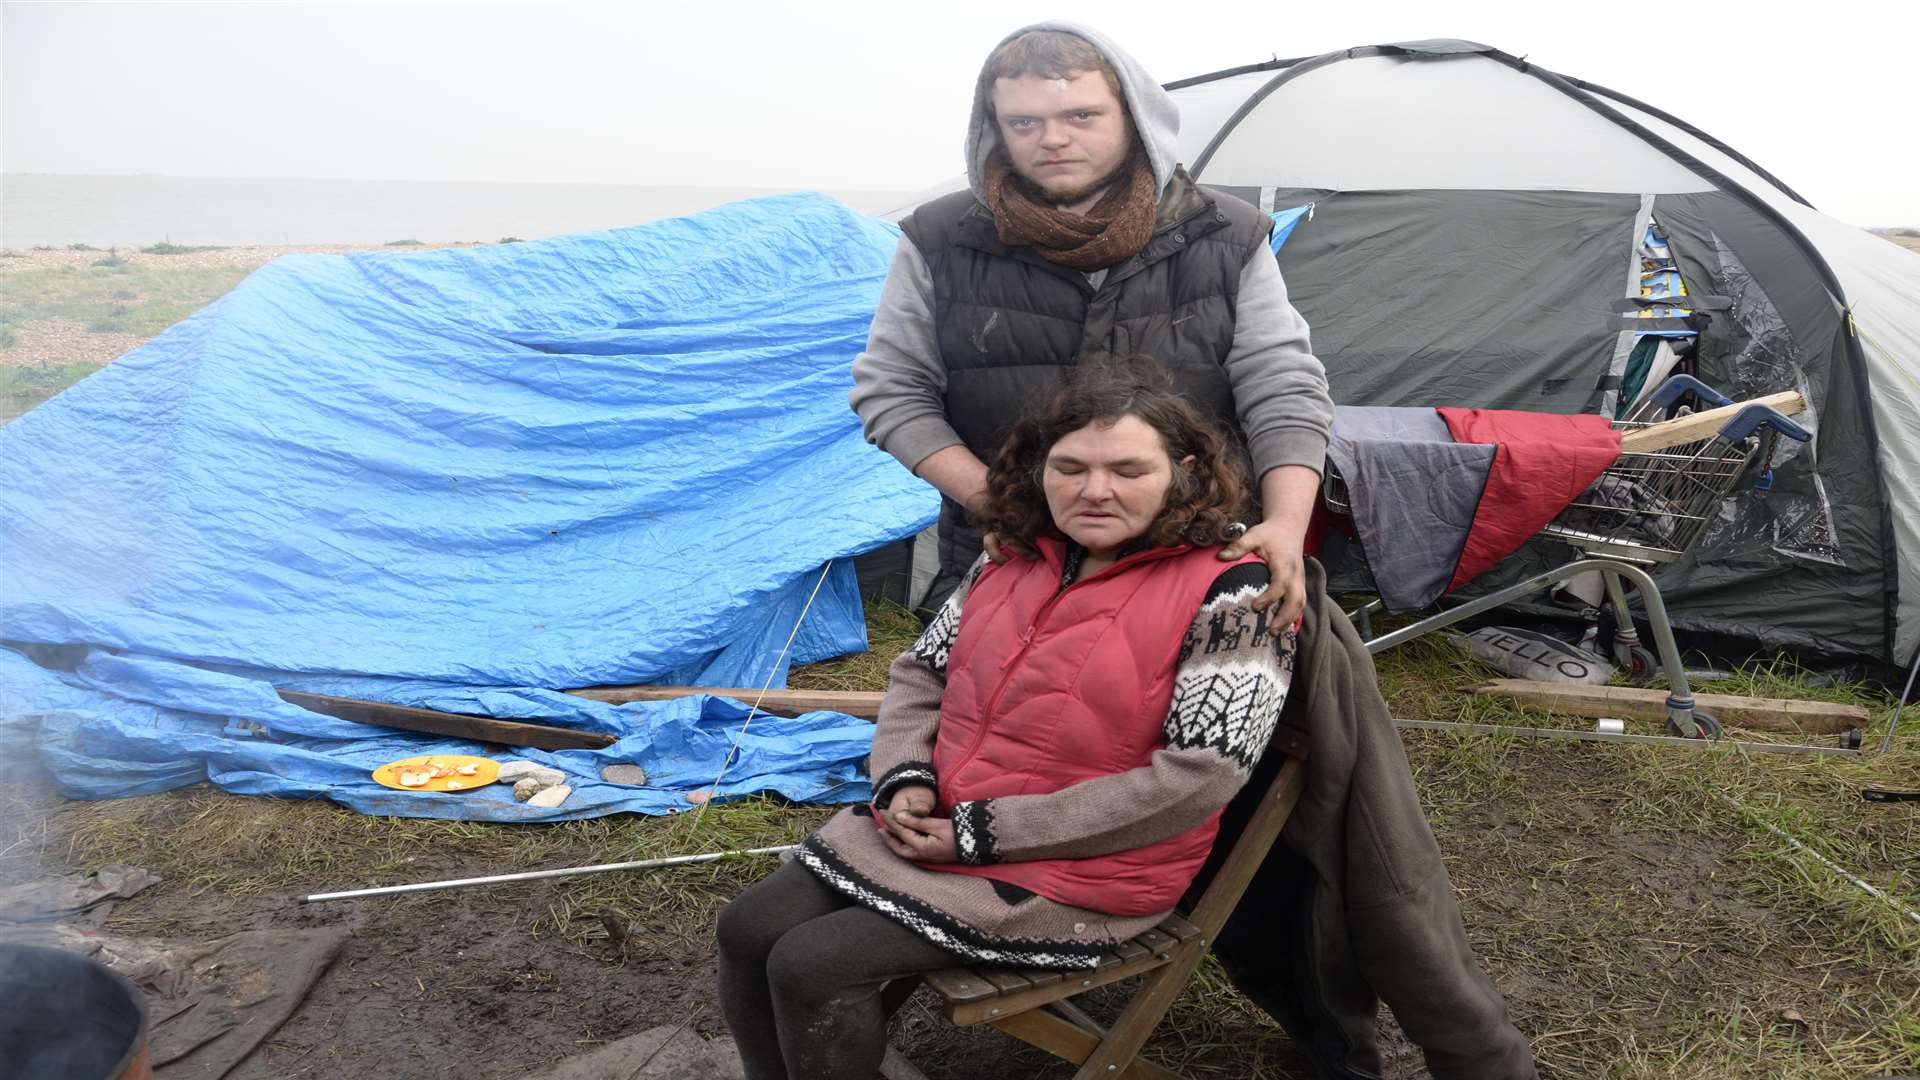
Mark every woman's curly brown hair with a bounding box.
[978,354,1250,552]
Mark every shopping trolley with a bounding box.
[1328,375,1812,738]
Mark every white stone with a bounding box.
[498,760,563,783]
[527,784,572,808]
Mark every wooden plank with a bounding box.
[565,684,884,720]
[1134,928,1176,959]
[948,951,1169,1026]
[922,967,997,1005]
[1074,941,1208,1079]
[989,1010,1184,1080]
[975,968,1034,994]
[1618,390,1804,453]
[1157,914,1202,944]
[1109,939,1151,963]
[1469,679,1865,735]
[1187,757,1308,934]
[277,691,616,750]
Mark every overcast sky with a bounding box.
[5,0,1918,225]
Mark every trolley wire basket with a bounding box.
[1324,374,1812,738]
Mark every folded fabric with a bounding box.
[1326,406,1620,610]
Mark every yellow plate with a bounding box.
[372,754,501,793]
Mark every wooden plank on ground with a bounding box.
[1469,679,1865,735]
[277,691,616,750]
[1617,390,1804,453]
[566,685,884,720]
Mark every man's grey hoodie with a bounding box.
[847,21,1333,486]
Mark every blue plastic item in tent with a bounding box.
[1270,204,1313,253]
[0,193,938,818]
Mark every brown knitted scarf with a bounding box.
[982,146,1157,270]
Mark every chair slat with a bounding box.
[1135,928,1176,958]
[976,968,1034,994]
[923,967,997,1004]
[1157,914,1202,943]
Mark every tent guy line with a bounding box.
[693,559,838,821]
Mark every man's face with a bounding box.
[991,72,1133,206]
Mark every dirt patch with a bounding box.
[8,735,1912,1080]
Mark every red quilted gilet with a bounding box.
[923,537,1257,915]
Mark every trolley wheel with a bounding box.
[1666,710,1722,740]
[1620,645,1661,678]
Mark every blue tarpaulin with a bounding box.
[0,193,938,819]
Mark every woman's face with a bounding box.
[1042,414,1186,558]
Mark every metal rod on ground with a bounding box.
[1716,794,1920,929]
[1393,719,1858,756]
[296,844,798,904]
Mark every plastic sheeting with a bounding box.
[0,193,939,816]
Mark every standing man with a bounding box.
[850,22,1333,622]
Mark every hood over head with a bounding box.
[964,21,1181,205]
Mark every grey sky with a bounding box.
[5,0,1917,225]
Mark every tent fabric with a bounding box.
[1252,188,1642,413]
[1162,43,1920,664]
[1186,55,1711,194]
[0,192,940,816]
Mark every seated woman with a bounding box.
[716,353,1296,1080]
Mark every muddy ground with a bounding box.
[8,728,1914,1080]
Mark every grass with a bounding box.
[384,238,427,247]
[0,259,251,340]
[7,600,1915,1077]
[787,598,921,691]
[0,361,104,421]
[139,241,229,255]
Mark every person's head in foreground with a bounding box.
[981,352,1249,568]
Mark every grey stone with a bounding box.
[600,763,648,786]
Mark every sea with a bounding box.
[0,174,934,248]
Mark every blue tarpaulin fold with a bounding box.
[0,193,937,817]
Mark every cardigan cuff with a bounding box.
[871,761,937,809]
[952,799,1000,866]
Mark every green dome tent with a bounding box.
[891,39,1918,665]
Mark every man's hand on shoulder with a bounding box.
[1219,520,1306,625]
[982,532,1031,564]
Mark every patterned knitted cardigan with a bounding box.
[797,551,1294,970]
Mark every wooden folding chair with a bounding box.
[883,717,1311,1079]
